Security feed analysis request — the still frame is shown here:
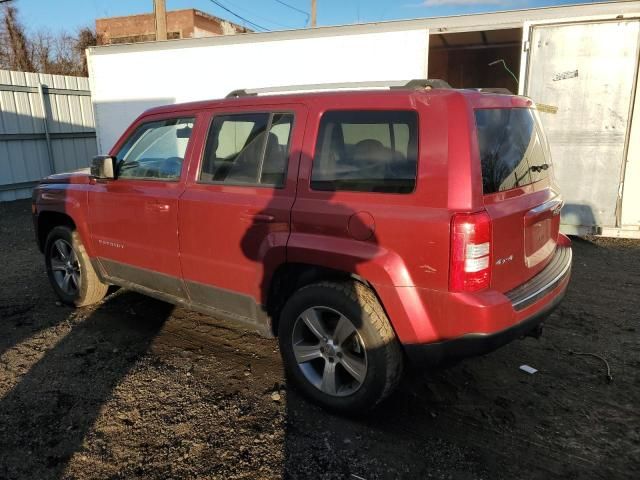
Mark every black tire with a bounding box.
[278,280,404,414]
[44,226,108,307]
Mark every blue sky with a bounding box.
[13,0,602,34]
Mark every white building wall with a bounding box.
[88,29,429,153]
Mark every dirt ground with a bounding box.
[0,198,638,480]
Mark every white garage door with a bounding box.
[523,19,640,230]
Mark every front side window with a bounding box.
[475,108,550,194]
[116,117,195,180]
[200,112,293,187]
[311,110,418,194]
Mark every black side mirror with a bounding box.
[91,155,117,179]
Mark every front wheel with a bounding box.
[278,281,404,414]
[45,226,108,307]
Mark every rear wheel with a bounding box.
[45,226,108,307]
[278,281,403,414]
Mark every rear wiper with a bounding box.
[530,163,549,173]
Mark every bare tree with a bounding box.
[0,4,97,76]
[29,30,54,73]
[75,27,98,76]
[1,4,35,71]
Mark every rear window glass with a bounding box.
[311,110,418,194]
[475,108,549,194]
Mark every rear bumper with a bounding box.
[395,237,572,365]
[403,287,565,365]
[505,242,571,311]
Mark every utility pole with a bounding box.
[154,0,167,41]
[310,0,316,27]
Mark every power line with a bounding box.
[208,0,269,32]
[273,0,309,21]
[223,0,296,29]
[208,0,268,31]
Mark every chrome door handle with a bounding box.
[240,212,275,223]
[253,214,275,223]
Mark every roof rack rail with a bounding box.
[469,87,513,94]
[225,79,451,98]
[226,89,257,98]
[389,79,451,90]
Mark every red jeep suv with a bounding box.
[32,81,571,413]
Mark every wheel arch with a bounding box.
[34,186,92,256]
[266,262,381,337]
[37,210,76,253]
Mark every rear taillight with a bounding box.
[449,211,492,292]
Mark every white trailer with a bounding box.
[87,1,640,238]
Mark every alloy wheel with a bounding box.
[50,239,81,296]
[291,306,367,397]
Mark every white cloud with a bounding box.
[420,0,512,6]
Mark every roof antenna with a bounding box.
[489,59,519,85]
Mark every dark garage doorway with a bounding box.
[428,28,523,93]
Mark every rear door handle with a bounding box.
[241,213,275,223]
[254,214,275,223]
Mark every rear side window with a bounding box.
[200,112,293,187]
[475,108,549,194]
[311,110,418,194]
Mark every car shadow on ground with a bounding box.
[0,201,72,358]
[0,300,68,358]
[0,291,172,479]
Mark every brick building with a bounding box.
[96,9,250,45]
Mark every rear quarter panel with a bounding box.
[289,92,466,291]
